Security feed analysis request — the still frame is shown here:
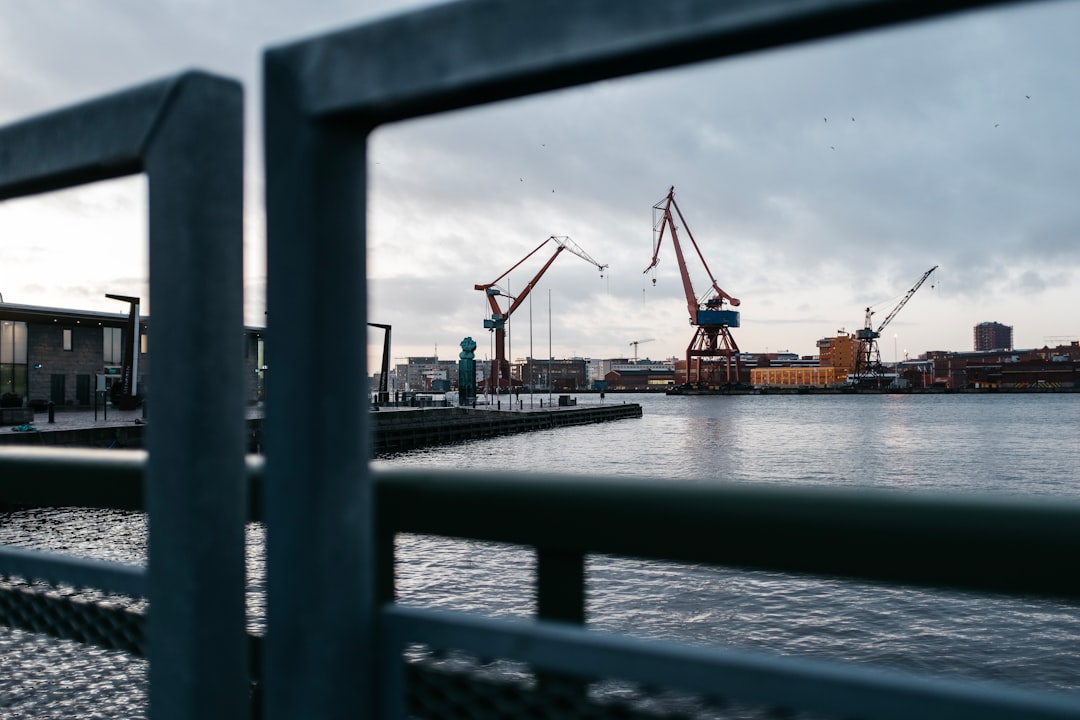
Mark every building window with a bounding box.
[63,328,73,351]
[0,320,28,399]
[104,327,123,365]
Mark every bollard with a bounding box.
[497,400,501,410]
[48,401,55,424]
[540,399,544,408]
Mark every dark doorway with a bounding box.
[76,374,91,406]
[50,374,66,405]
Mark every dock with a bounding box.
[0,402,643,455]
[368,402,642,455]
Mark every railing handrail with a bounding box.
[6,450,1080,602]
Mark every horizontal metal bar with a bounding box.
[376,468,1080,600]
[0,447,146,510]
[6,449,1080,600]
[384,604,1080,720]
[0,545,146,597]
[0,448,266,519]
[267,0,1025,123]
[0,74,186,200]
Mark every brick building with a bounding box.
[816,332,860,372]
[0,301,264,407]
[973,321,1013,351]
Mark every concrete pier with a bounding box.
[368,402,642,455]
[0,402,643,455]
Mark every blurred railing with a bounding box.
[0,68,247,720]
[2,1,1077,719]
[4,451,1080,717]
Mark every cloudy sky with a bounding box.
[1,1,1078,369]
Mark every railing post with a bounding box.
[263,52,374,719]
[0,70,247,720]
[143,72,248,720]
[537,548,587,694]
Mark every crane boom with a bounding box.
[875,265,938,335]
[854,265,938,383]
[643,186,742,388]
[476,235,606,391]
[629,338,655,360]
[644,187,739,323]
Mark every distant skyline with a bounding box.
[1,1,1077,369]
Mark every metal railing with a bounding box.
[0,70,247,720]
[3,452,1080,717]
[2,0,1077,718]
[261,2,1070,717]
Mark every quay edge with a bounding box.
[366,403,643,456]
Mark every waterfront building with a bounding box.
[603,361,675,390]
[513,356,588,391]
[923,344,1080,389]
[0,301,264,408]
[816,332,860,372]
[750,365,846,388]
[973,321,1013,351]
[391,356,459,392]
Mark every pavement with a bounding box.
[4,404,266,433]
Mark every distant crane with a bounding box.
[629,338,655,361]
[476,235,606,391]
[854,265,938,383]
[643,186,741,388]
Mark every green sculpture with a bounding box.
[458,337,477,405]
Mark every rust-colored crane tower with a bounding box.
[476,235,606,391]
[644,186,742,388]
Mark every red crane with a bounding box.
[476,235,606,391]
[644,186,742,388]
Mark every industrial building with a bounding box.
[0,301,264,409]
[924,343,1080,389]
[512,357,588,391]
[603,361,675,391]
[750,366,847,388]
[816,333,860,374]
[391,356,460,393]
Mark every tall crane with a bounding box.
[476,235,606,391]
[643,186,741,388]
[629,338,654,361]
[854,265,938,382]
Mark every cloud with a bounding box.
[2,0,1079,362]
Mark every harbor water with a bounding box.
[379,392,1080,693]
[2,392,1080,716]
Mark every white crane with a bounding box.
[629,338,655,361]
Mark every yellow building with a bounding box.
[817,333,860,373]
[751,365,848,387]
